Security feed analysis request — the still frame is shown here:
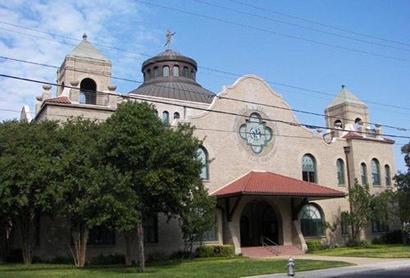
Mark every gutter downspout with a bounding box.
[344,146,354,238]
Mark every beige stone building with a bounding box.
[24,36,397,259]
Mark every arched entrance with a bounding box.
[240,200,280,247]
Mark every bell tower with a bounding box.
[56,34,116,105]
[325,85,369,133]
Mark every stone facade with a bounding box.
[22,37,397,260]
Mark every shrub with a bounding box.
[87,254,124,265]
[145,252,169,263]
[306,240,323,252]
[196,245,234,258]
[170,250,193,260]
[345,239,370,247]
[372,230,403,244]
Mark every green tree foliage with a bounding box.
[179,182,216,256]
[100,102,203,271]
[56,118,137,268]
[0,120,60,264]
[395,142,410,223]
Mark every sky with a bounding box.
[0,0,409,171]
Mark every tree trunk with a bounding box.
[70,223,89,268]
[0,219,10,264]
[124,231,137,266]
[136,218,145,272]
[18,214,34,265]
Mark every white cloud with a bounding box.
[0,0,155,121]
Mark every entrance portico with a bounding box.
[212,171,345,255]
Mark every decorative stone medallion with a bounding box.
[239,113,273,154]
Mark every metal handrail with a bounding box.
[261,236,278,246]
[261,236,280,256]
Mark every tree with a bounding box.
[179,182,216,256]
[57,118,137,267]
[343,181,373,241]
[0,120,60,264]
[100,102,203,272]
[395,142,410,223]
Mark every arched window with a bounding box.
[354,118,363,130]
[162,111,169,125]
[147,69,151,79]
[334,120,343,129]
[173,65,179,77]
[154,67,160,78]
[336,159,345,185]
[173,112,180,120]
[371,159,381,186]
[360,163,368,185]
[183,66,189,77]
[299,204,324,237]
[385,165,391,186]
[163,66,170,77]
[197,147,209,180]
[80,78,97,105]
[302,154,317,183]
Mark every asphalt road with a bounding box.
[334,266,410,277]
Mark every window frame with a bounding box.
[371,158,381,186]
[336,158,345,186]
[299,204,324,237]
[384,164,391,186]
[360,162,368,185]
[302,154,317,183]
[197,146,209,180]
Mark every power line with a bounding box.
[135,0,410,63]
[193,0,410,53]
[1,55,409,132]
[227,0,410,48]
[1,20,410,113]
[1,72,410,140]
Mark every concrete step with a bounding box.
[241,245,304,257]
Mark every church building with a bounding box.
[25,34,396,258]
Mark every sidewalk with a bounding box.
[246,255,410,278]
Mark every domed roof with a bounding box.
[129,49,214,104]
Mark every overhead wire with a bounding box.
[1,72,410,140]
[227,0,410,48]
[0,20,409,113]
[1,54,409,132]
[134,0,410,63]
[192,0,410,53]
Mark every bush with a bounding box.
[169,250,193,260]
[196,245,234,258]
[145,252,169,263]
[306,240,323,252]
[5,249,22,263]
[372,230,403,244]
[87,254,124,265]
[345,239,370,247]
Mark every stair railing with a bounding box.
[260,236,279,255]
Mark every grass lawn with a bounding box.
[311,244,410,258]
[0,257,351,278]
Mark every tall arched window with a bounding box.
[360,163,368,185]
[183,66,189,77]
[163,66,170,77]
[154,67,160,78]
[385,165,391,186]
[173,65,179,77]
[197,147,209,180]
[302,154,317,183]
[162,111,169,125]
[299,204,324,237]
[371,159,381,186]
[336,159,345,185]
[80,78,97,105]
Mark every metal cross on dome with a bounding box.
[164,30,176,49]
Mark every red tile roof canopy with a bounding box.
[212,171,345,198]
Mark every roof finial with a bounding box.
[82,33,87,40]
[164,29,176,49]
[341,84,345,89]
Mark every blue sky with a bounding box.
[0,0,409,171]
